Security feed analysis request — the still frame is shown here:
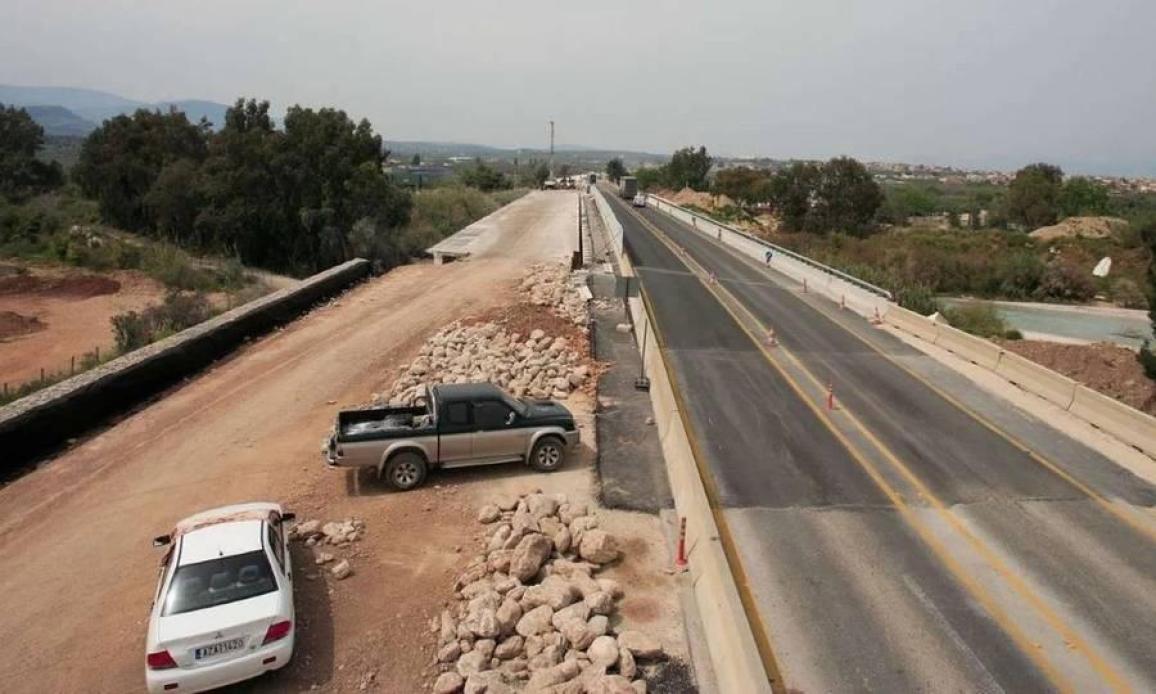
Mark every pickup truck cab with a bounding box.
[324,383,580,490]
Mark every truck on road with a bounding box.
[324,383,580,490]
[619,176,637,199]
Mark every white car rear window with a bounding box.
[163,550,276,615]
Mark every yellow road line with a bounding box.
[627,205,1129,692]
[664,204,1156,544]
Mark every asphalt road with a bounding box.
[602,189,1156,693]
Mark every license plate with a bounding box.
[194,637,245,660]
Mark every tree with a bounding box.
[74,108,209,232]
[605,157,627,183]
[532,162,549,188]
[144,158,204,243]
[1059,176,1110,217]
[1142,221,1156,378]
[1005,163,1063,228]
[811,157,884,236]
[0,105,63,200]
[634,166,663,192]
[664,146,711,190]
[767,162,821,232]
[458,159,508,191]
[410,153,421,166]
[712,167,773,205]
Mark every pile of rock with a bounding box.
[380,322,591,406]
[289,518,365,580]
[430,493,660,694]
[520,263,589,326]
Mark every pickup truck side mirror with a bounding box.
[281,512,296,523]
[505,411,517,426]
[152,534,171,547]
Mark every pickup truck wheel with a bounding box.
[529,437,566,472]
[384,452,427,491]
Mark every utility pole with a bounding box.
[548,120,555,179]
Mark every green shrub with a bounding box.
[941,302,1009,338]
[1035,261,1096,302]
[1110,278,1147,309]
[1004,329,1023,340]
[112,291,213,352]
[1140,342,1156,380]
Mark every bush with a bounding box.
[1035,261,1096,302]
[941,302,1009,338]
[1140,343,1156,380]
[1110,278,1147,309]
[112,291,213,352]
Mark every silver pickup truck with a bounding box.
[324,383,580,490]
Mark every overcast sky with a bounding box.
[3,0,1154,175]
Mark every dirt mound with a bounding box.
[0,311,46,341]
[0,274,121,298]
[1030,216,1129,241]
[997,339,1156,414]
[661,187,734,210]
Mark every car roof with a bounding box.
[433,382,504,401]
[178,519,265,566]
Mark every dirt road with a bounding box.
[0,191,583,693]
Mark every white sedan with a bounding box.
[146,502,297,693]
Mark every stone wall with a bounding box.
[0,259,371,470]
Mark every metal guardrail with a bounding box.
[647,195,894,301]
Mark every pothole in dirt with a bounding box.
[0,274,121,298]
[0,311,46,340]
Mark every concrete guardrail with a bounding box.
[592,188,773,692]
[645,195,1156,459]
[0,259,372,470]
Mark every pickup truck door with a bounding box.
[471,400,526,461]
[438,400,473,465]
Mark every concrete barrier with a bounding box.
[0,259,371,469]
[994,350,1079,410]
[887,306,941,344]
[932,323,1004,370]
[1069,385,1156,455]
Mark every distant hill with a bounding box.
[384,140,667,166]
[0,84,231,132]
[21,105,96,137]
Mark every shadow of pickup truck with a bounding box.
[323,383,580,490]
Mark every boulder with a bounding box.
[438,641,462,663]
[478,505,501,523]
[596,578,623,599]
[587,615,609,637]
[584,591,614,615]
[494,495,519,512]
[558,503,588,526]
[587,635,620,669]
[522,576,577,611]
[456,650,489,677]
[463,608,500,639]
[550,600,591,630]
[433,671,465,694]
[526,660,581,690]
[527,493,560,519]
[474,638,496,660]
[616,630,663,659]
[330,559,353,580]
[292,519,321,539]
[494,635,524,660]
[510,534,553,582]
[515,605,555,637]
[560,619,595,651]
[577,530,619,564]
[554,527,573,554]
[618,647,637,678]
[496,599,523,635]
